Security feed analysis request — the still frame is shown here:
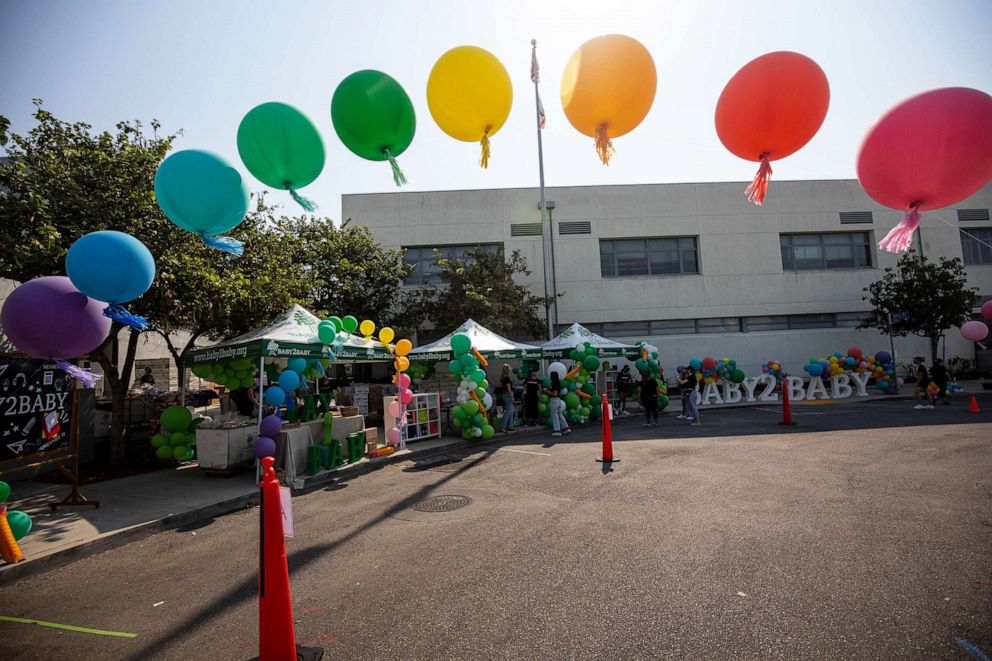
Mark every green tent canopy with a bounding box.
[409,319,542,362]
[541,323,638,359]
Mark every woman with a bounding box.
[676,368,689,419]
[640,371,659,426]
[499,364,515,433]
[523,369,541,425]
[684,369,700,426]
[547,372,571,437]
[617,365,633,415]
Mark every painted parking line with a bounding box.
[0,615,138,638]
[501,448,552,457]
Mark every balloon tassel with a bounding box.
[200,234,245,256]
[595,124,614,165]
[744,155,773,205]
[479,130,491,169]
[289,188,318,212]
[878,203,922,254]
[55,360,102,388]
[103,304,149,331]
[384,148,408,186]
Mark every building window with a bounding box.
[600,237,699,278]
[742,312,868,332]
[696,317,742,333]
[402,243,502,284]
[961,228,992,265]
[780,232,872,271]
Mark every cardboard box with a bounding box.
[363,427,379,452]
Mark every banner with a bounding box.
[0,358,73,463]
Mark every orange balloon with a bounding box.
[395,338,412,356]
[394,356,410,371]
[560,35,656,165]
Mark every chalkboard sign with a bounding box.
[0,357,74,463]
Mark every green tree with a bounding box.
[277,216,412,322]
[860,250,979,364]
[398,246,556,340]
[0,102,310,462]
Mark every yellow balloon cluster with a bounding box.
[560,34,657,165]
[427,46,513,168]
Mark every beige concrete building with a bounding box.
[343,180,992,376]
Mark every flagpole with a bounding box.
[532,39,557,341]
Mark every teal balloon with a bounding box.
[237,102,325,192]
[331,70,416,162]
[471,414,483,427]
[7,510,32,541]
[66,231,155,304]
[154,150,249,236]
[470,369,486,384]
[448,360,461,375]
[0,481,9,503]
[459,354,478,369]
[318,322,335,344]
[278,370,300,392]
[450,333,472,355]
[288,358,307,374]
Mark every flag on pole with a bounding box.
[531,42,546,129]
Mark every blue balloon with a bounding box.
[66,231,155,304]
[278,369,300,392]
[263,385,286,407]
[807,364,824,377]
[154,150,249,251]
[287,357,307,374]
[689,358,703,371]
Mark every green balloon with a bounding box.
[538,402,547,414]
[580,406,590,417]
[184,448,195,461]
[326,316,343,333]
[151,434,169,448]
[191,365,210,378]
[331,70,416,162]
[481,425,495,440]
[452,417,463,428]
[730,369,746,383]
[342,315,358,333]
[7,510,32,541]
[154,150,249,239]
[170,432,187,446]
[172,445,190,461]
[156,445,174,460]
[450,333,472,356]
[459,354,478,369]
[448,360,462,375]
[0,481,9,503]
[237,102,325,193]
[589,405,602,419]
[463,400,479,416]
[539,394,549,404]
[318,323,335,345]
[471,414,483,427]
[470,369,486,384]
[453,406,467,419]
[230,359,252,371]
[475,388,486,400]
[160,405,192,433]
[583,355,600,372]
[564,393,580,410]
[479,379,489,391]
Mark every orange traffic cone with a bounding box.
[780,380,797,426]
[597,394,617,463]
[258,456,298,661]
[969,396,981,414]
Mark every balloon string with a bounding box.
[55,360,102,388]
[479,129,491,169]
[744,155,773,205]
[384,148,408,187]
[103,304,149,331]
[595,125,614,165]
[877,203,922,254]
[289,188,318,212]
[200,234,245,256]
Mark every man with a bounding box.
[139,367,155,386]
[931,358,949,405]
[617,365,634,415]
[913,356,934,410]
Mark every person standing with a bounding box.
[913,356,934,409]
[684,369,701,426]
[640,371,659,427]
[676,368,689,419]
[547,372,571,437]
[499,364,515,433]
[617,365,634,415]
[523,369,541,425]
[932,358,949,405]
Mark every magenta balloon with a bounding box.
[0,276,111,359]
[961,320,989,342]
[982,300,992,321]
[857,88,992,212]
[397,373,411,388]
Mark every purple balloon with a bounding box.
[253,436,276,459]
[0,276,111,359]
[874,350,892,365]
[259,415,282,438]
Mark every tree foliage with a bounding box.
[277,216,412,323]
[398,247,556,340]
[860,250,978,363]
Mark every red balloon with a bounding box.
[858,87,992,252]
[846,347,863,360]
[701,356,717,370]
[716,51,829,204]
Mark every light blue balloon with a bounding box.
[263,385,286,407]
[278,369,300,392]
[287,357,307,374]
[66,231,155,303]
[154,150,250,237]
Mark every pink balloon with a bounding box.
[397,373,411,388]
[961,320,989,342]
[857,88,992,252]
[983,300,992,321]
[386,427,401,444]
[399,388,413,405]
[387,401,401,418]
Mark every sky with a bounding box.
[2,0,991,224]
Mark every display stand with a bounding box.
[384,393,440,442]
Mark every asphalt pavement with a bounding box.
[1,395,990,660]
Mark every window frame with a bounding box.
[402,243,502,285]
[599,236,700,278]
[960,227,992,266]
[780,231,873,272]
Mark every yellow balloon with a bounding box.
[379,327,395,344]
[560,34,657,165]
[427,46,512,168]
[359,320,375,337]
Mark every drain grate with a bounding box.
[411,495,473,513]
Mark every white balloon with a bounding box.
[548,362,567,380]
[457,394,468,403]
[482,393,493,410]
[473,427,482,437]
